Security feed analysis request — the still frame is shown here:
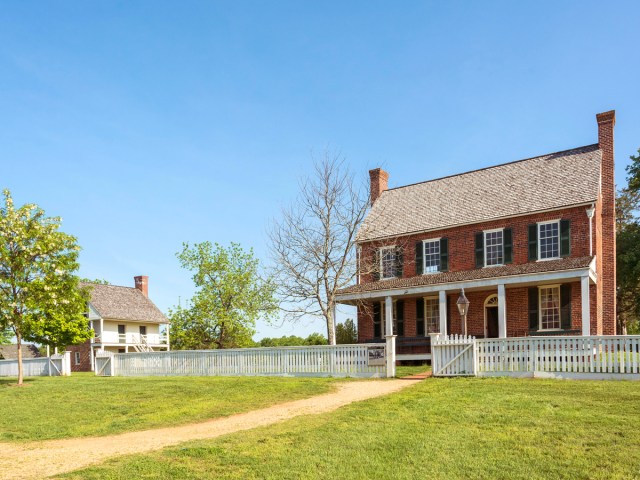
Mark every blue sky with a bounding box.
[1,1,639,339]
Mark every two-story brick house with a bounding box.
[335,111,616,361]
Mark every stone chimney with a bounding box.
[134,275,149,297]
[596,110,616,334]
[369,168,389,205]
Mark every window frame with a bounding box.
[423,296,440,334]
[538,284,562,331]
[537,219,561,261]
[74,351,81,365]
[422,238,441,274]
[379,245,397,280]
[483,228,504,267]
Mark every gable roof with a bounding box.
[82,283,168,324]
[0,344,41,360]
[358,144,601,242]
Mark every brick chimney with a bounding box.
[596,110,616,334]
[369,168,389,205]
[134,275,149,297]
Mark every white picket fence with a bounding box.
[432,334,640,379]
[95,344,386,378]
[0,352,71,377]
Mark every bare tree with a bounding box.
[269,152,369,345]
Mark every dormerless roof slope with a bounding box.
[358,144,601,242]
[82,283,168,324]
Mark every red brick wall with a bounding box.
[66,340,92,372]
[360,205,593,284]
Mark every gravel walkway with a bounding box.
[0,377,422,480]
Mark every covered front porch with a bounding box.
[336,259,597,370]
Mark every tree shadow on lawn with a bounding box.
[0,378,36,388]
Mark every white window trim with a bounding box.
[538,284,563,331]
[74,351,81,365]
[422,238,441,275]
[379,245,397,280]
[537,219,561,262]
[483,228,504,268]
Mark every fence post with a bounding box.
[63,351,71,376]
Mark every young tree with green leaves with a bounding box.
[169,242,278,350]
[335,318,358,344]
[617,149,640,334]
[0,189,91,385]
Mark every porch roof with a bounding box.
[337,256,594,301]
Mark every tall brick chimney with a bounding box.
[134,275,149,297]
[369,168,389,205]
[596,110,616,334]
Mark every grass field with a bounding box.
[60,377,640,480]
[0,373,343,442]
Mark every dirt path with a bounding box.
[0,378,422,480]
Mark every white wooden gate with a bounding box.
[430,334,477,376]
[95,351,115,376]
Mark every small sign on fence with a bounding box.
[367,346,385,366]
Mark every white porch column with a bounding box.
[498,284,507,338]
[581,275,591,336]
[384,295,396,378]
[166,323,171,351]
[90,346,95,372]
[438,290,447,335]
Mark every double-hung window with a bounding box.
[423,239,440,273]
[416,238,448,274]
[538,220,560,260]
[484,229,504,266]
[425,297,440,333]
[416,297,440,336]
[380,246,397,279]
[539,286,561,330]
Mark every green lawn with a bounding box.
[0,373,342,442]
[60,377,640,480]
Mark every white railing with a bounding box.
[0,353,71,377]
[94,332,168,345]
[477,336,640,376]
[95,344,385,378]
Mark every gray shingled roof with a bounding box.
[0,344,41,359]
[337,256,593,297]
[358,145,601,242]
[82,283,168,324]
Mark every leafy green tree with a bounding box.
[304,332,328,345]
[169,242,278,350]
[80,278,111,285]
[335,319,358,344]
[0,189,91,385]
[625,148,640,192]
[617,149,640,334]
[0,328,11,345]
[258,333,327,347]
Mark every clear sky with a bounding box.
[1,1,639,339]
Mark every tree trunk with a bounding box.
[326,306,336,346]
[16,331,23,386]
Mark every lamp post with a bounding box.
[456,288,470,336]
